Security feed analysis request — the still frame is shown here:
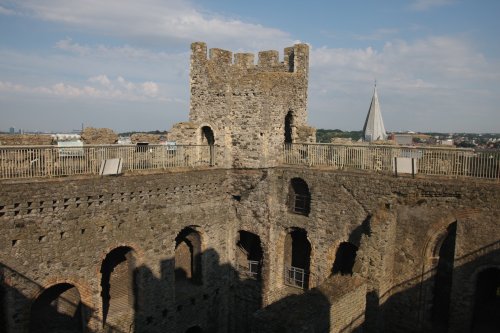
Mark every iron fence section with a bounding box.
[238,260,261,279]
[0,144,215,179]
[282,143,500,180]
[285,265,308,289]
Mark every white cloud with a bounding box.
[55,38,90,55]
[7,0,292,49]
[308,35,500,131]
[142,82,159,97]
[0,76,167,101]
[88,75,112,88]
[0,5,15,15]
[410,0,455,11]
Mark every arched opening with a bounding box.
[236,230,263,279]
[288,178,311,216]
[201,126,215,145]
[175,227,202,285]
[284,111,293,144]
[100,246,136,329]
[471,267,500,332]
[284,228,311,289]
[331,242,358,275]
[430,221,457,332]
[30,283,84,333]
[186,325,203,333]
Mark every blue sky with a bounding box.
[1,0,499,133]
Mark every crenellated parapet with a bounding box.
[190,41,309,75]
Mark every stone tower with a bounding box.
[169,42,316,168]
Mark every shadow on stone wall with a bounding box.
[1,243,499,333]
[0,248,260,333]
[368,241,500,333]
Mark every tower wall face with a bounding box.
[186,42,312,168]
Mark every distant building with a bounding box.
[9,127,15,134]
[362,84,387,142]
[394,134,413,145]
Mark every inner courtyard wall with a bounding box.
[1,168,498,333]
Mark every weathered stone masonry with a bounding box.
[1,41,499,333]
[1,168,498,332]
[169,42,316,168]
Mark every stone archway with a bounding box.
[30,283,84,333]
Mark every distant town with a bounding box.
[1,126,499,150]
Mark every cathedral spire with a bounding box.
[362,82,387,142]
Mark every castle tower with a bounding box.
[169,42,316,168]
[362,84,387,142]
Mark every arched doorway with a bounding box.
[236,230,263,279]
[201,126,215,145]
[100,246,136,329]
[284,228,311,289]
[471,267,500,332]
[331,242,358,275]
[30,283,84,333]
[175,227,202,285]
[430,221,457,332]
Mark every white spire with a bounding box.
[362,83,387,142]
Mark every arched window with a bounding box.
[430,222,457,331]
[284,111,293,144]
[288,178,311,216]
[30,283,84,333]
[284,228,311,289]
[471,267,500,332]
[175,227,202,284]
[236,230,263,279]
[100,246,136,329]
[201,126,215,145]
[331,242,358,275]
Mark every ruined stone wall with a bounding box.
[1,168,498,333]
[172,42,314,168]
[261,169,499,333]
[0,170,235,333]
[0,134,53,146]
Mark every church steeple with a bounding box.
[362,82,387,142]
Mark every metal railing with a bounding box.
[238,260,261,279]
[0,144,215,179]
[282,143,500,180]
[285,265,308,289]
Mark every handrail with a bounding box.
[0,144,216,180]
[282,143,500,180]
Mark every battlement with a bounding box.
[191,42,309,74]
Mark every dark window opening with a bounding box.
[201,126,215,145]
[236,231,263,279]
[431,222,457,331]
[175,227,202,284]
[284,111,293,144]
[100,246,136,328]
[289,178,311,216]
[471,267,500,332]
[30,283,83,333]
[284,228,311,289]
[186,326,203,333]
[332,242,358,275]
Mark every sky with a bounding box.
[1,0,499,133]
